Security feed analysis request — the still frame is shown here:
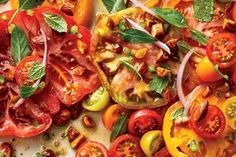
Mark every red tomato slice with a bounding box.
[232,69,236,85]
[207,33,236,68]
[76,141,108,157]
[154,147,172,157]
[109,134,144,157]
[232,2,236,22]
[128,109,162,136]
[0,100,52,138]
[190,105,226,139]
[0,21,9,55]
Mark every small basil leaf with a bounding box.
[187,140,199,153]
[11,26,30,63]
[120,28,156,43]
[102,0,126,13]
[0,75,5,84]
[152,8,188,28]
[0,0,8,4]
[171,107,184,120]
[20,82,45,98]
[214,65,229,80]
[19,0,43,10]
[43,13,68,33]
[177,40,192,54]
[194,0,214,22]
[110,113,128,142]
[190,29,208,45]
[29,62,45,81]
[149,76,168,95]
[0,152,5,157]
[120,59,143,80]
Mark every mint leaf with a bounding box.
[177,40,192,54]
[149,76,168,94]
[20,82,45,98]
[29,62,45,81]
[194,0,214,22]
[120,59,143,80]
[43,13,68,33]
[152,8,188,28]
[120,29,156,43]
[171,107,184,120]
[11,26,30,63]
[110,113,128,142]
[190,29,208,45]
[214,65,229,80]
[187,140,199,153]
[19,0,43,10]
[102,0,126,13]
[0,0,8,4]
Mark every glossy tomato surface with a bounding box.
[76,141,108,157]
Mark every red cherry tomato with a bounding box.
[0,21,9,55]
[232,69,236,85]
[128,109,162,136]
[207,33,236,68]
[109,134,144,157]
[190,105,226,139]
[102,104,129,130]
[154,147,172,157]
[76,141,108,157]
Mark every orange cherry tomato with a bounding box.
[102,104,129,131]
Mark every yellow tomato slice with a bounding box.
[222,96,236,130]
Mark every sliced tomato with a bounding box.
[102,104,129,130]
[48,50,100,105]
[232,2,236,22]
[0,21,9,55]
[233,69,236,85]
[154,147,171,157]
[207,33,236,68]
[76,141,108,157]
[0,100,52,137]
[128,109,162,136]
[109,134,144,157]
[190,105,226,139]
[14,56,43,86]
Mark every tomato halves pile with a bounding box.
[0,7,100,137]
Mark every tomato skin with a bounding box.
[222,96,236,130]
[232,3,236,22]
[109,134,144,157]
[233,69,236,85]
[196,57,222,82]
[128,109,162,136]
[0,21,9,54]
[102,104,129,130]
[190,105,226,139]
[154,147,171,157]
[206,33,236,68]
[76,141,108,157]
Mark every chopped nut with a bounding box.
[81,115,96,130]
[32,35,45,45]
[151,23,164,37]
[201,86,212,98]
[190,101,208,121]
[41,149,57,157]
[61,3,75,16]
[131,48,148,59]
[53,109,71,126]
[156,67,170,78]
[166,38,178,49]
[0,142,14,157]
[66,126,86,149]
[225,92,231,98]
[216,83,230,97]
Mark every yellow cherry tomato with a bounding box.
[196,57,222,82]
[222,96,236,130]
[140,130,163,157]
[82,86,110,111]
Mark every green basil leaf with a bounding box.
[11,26,30,63]
[102,0,126,13]
[194,0,214,22]
[20,82,45,98]
[120,59,143,80]
[29,62,45,81]
[0,75,5,84]
[110,113,128,142]
[214,65,229,80]
[120,28,156,43]
[171,107,184,120]
[187,140,199,153]
[43,13,68,33]
[0,152,5,157]
[177,40,192,54]
[19,0,43,10]
[0,0,8,4]
[190,29,208,45]
[149,76,168,95]
[152,8,188,28]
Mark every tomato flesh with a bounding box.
[109,134,144,157]
[128,109,162,136]
[190,105,226,139]
[76,141,108,157]
[207,33,236,68]
[233,69,236,85]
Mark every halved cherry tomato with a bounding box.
[154,147,171,157]
[128,109,162,136]
[109,134,144,157]
[0,21,9,55]
[222,96,236,130]
[233,69,236,85]
[207,33,236,68]
[232,2,236,22]
[190,105,226,139]
[102,104,129,130]
[76,141,108,157]
[196,57,222,82]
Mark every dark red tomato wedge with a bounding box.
[207,33,236,68]
[154,147,172,157]
[0,100,52,137]
[76,141,108,157]
[128,109,162,136]
[0,21,9,55]
[190,105,226,139]
[109,134,144,157]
